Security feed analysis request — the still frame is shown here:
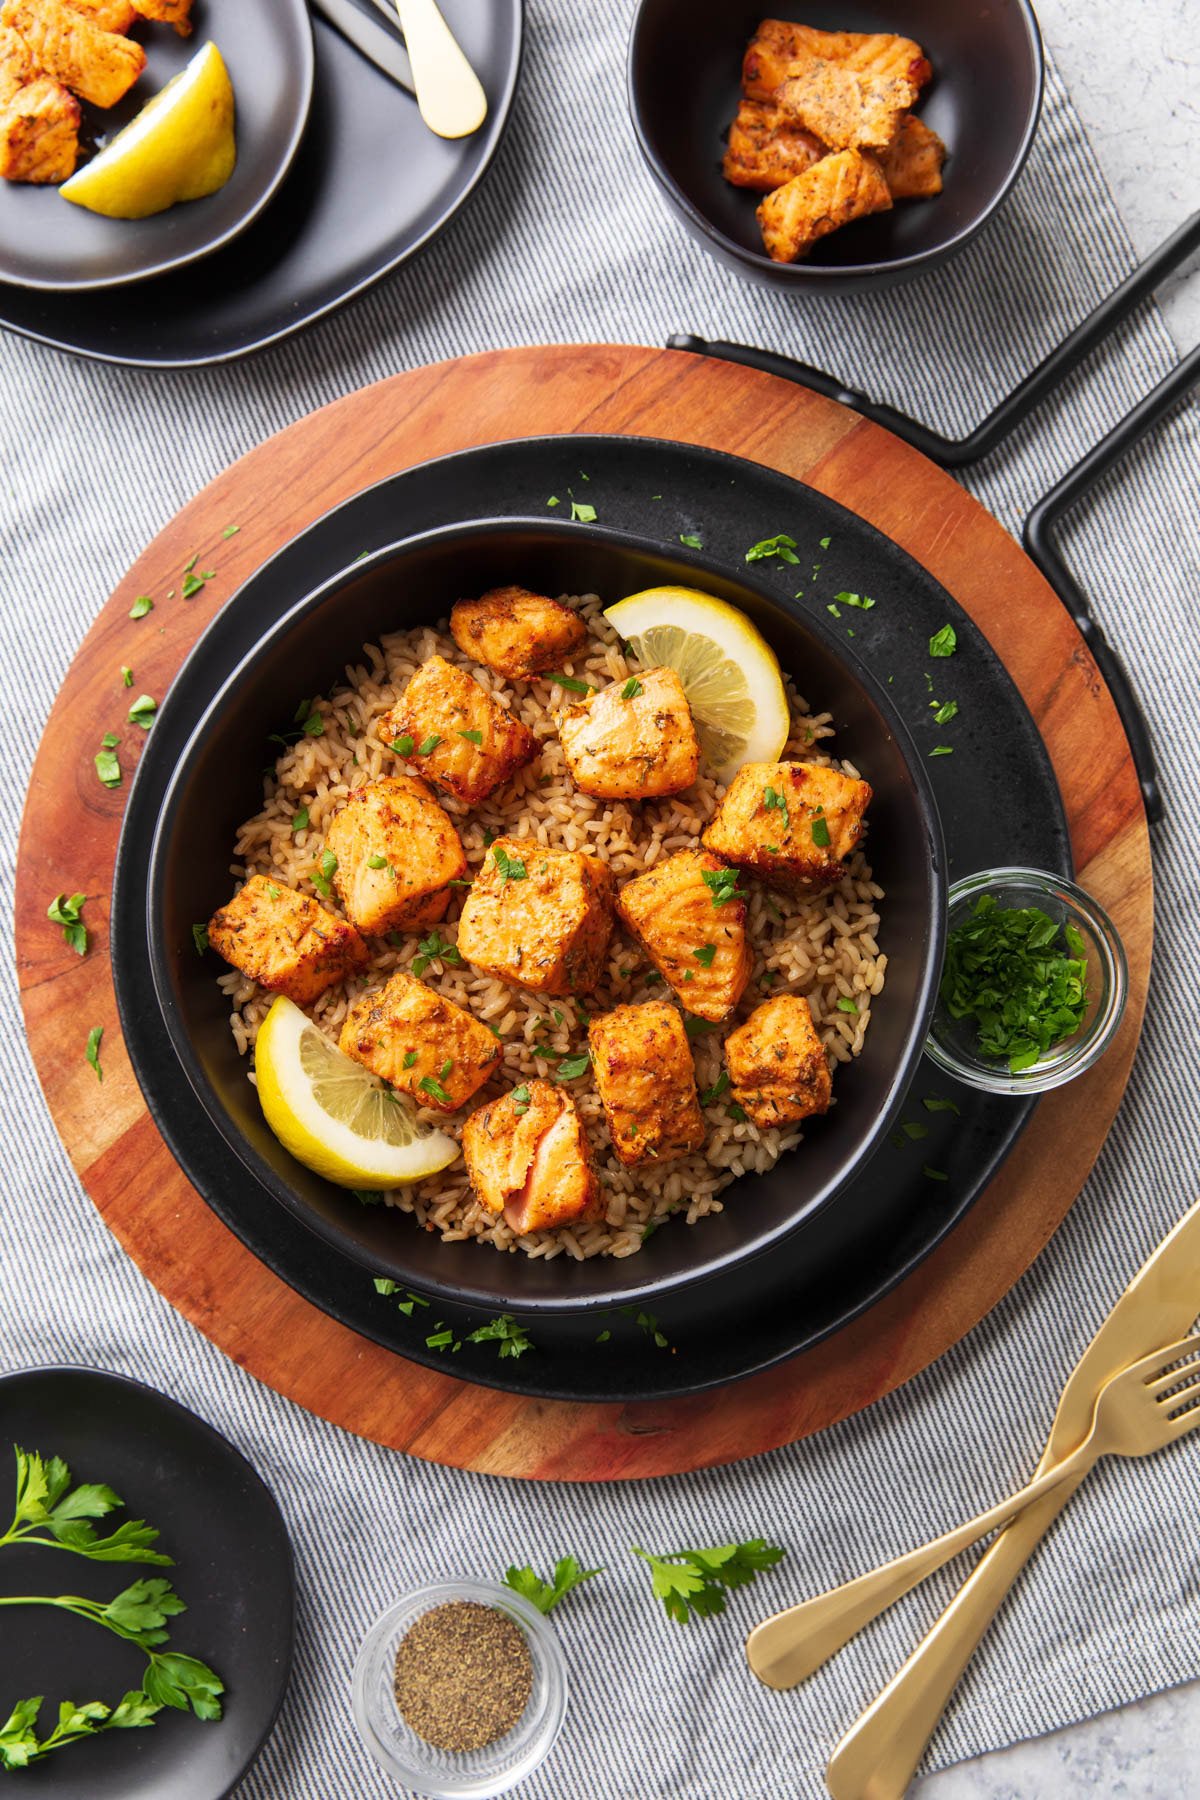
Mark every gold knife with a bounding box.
[826,1194,1200,1800]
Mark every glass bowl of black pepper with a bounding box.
[924,867,1128,1095]
[351,1578,569,1796]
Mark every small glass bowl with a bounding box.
[351,1579,568,1797]
[925,866,1128,1095]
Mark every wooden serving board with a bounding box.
[14,346,1151,1481]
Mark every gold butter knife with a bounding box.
[388,0,487,139]
[825,1194,1200,1800]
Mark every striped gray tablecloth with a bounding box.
[2,6,1198,1795]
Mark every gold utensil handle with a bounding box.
[392,0,487,138]
[824,1472,1088,1800]
[747,1444,1091,1691]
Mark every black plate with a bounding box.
[0,1,521,362]
[0,1367,293,1798]
[110,435,1069,1402]
[0,0,313,291]
[629,0,1043,291]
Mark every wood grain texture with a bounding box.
[13,346,1152,1480]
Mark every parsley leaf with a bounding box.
[191,923,208,956]
[503,1555,602,1613]
[127,694,156,730]
[835,591,875,610]
[311,850,338,897]
[548,672,591,696]
[129,595,153,619]
[291,807,309,833]
[631,1539,785,1624]
[701,867,747,908]
[932,699,958,724]
[621,677,643,700]
[679,533,703,549]
[419,1075,451,1105]
[836,996,859,1014]
[570,500,597,523]
[745,534,800,566]
[692,943,717,968]
[94,737,121,789]
[763,784,790,833]
[810,815,831,848]
[700,1070,730,1105]
[553,1052,591,1083]
[85,1026,103,1082]
[47,893,88,958]
[457,728,484,745]
[930,745,954,757]
[510,1084,531,1114]
[929,624,957,657]
[391,734,415,757]
[416,734,442,756]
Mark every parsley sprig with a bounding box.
[631,1539,786,1624]
[1,1450,171,1566]
[492,844,528,888]
[0,1691,161,1770]
[503,1556,602,1613]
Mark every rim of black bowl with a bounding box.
[132,514,947,1317]
[626,0,1045,284]
[12,0,317,295]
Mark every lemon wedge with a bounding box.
[254,997,458,1191]
[61,41,236,219]
[604,586,790,785]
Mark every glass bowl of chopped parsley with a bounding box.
[925,868,1128,1094]
[351,1578,568,1795]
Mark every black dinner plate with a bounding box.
[110,434,1069,1403]
[0,1367,294,1798]
[0,0,314,291]
[0,0,521,363]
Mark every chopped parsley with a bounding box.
[570,500,597,524]
[553,1052,591,1083]
[680,533,703,549]
[620,677,643,700]
[181,572,206,599]
[727,1101,748,1123]
[419,1075,452,1105]
[763,784,790,833]
[492,845,528,888]
[836,996,859,1014]
[391,734,415,757]
[819,536,831,549]
[810,815,831,849]
[127,694,156,729]
[403,1051,419,1069]
[929,624,957,657]
[700,1071,730,1106]
[929,745,954,757]
[511,1084,531,1115]
[129,594,153,619]
[84,1025,103,1082]
[548,672,591,696]
[94,735,121,789]
[458,729,484,745]
[291,807,309,833]
[940,894,1089,1073]
[438,1058,453,1081]
[701,867,747,908]
[47,892,88,957]
[547,495,560,508]
[412,930,463,975]
[745,533,800,566]
[837,591,875,610]
[367,854,388,870]
[683,1016,718,1039]
[120,665,133,687]
[467,1314,535,1359]
[416,734,442,756]
[191,923,209,956]
[924,1166,950,1182]
[222,524,240,539]
[932,699,959,724]
[923,1095,961,1115]
[301,709,324,738]
[692,943,717,968]
[901,1120,928,1140]
[312,850,338,896]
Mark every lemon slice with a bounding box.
[254,997,458,1190]
[61,42,236,219]
[604,586,790,785]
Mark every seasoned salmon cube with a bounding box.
[757,150,892,263]
[130,0,192,33]
[876,112,945,199]
[588,1001,705,1167]
[462,1079,598,1233]
[67,0,136,32]
[0,75,78,181]
[324,775,466,938]
[776,61,916,152]
[2,0,145,108]
[208,874,368,1004]
[558,666,700,800]
[702,760,871,892]
[377,655,537,807]
[450,586,588,681]
[616,849,751,1023]
[457,838,614,995]
[724,994,832,1128]
[338,971,501,1113]
[742,20,930,100]
[723,97,824,192]
[0,24,34,105]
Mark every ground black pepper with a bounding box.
[393,1600,533,1753]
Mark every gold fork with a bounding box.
[746,1333,1200,1690]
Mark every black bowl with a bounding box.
[129,518,945,1316]
[628,0,1043,292]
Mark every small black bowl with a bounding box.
[628,0,1043,292]
[129,517,945,1317]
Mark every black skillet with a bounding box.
[111,435,1068,1402]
